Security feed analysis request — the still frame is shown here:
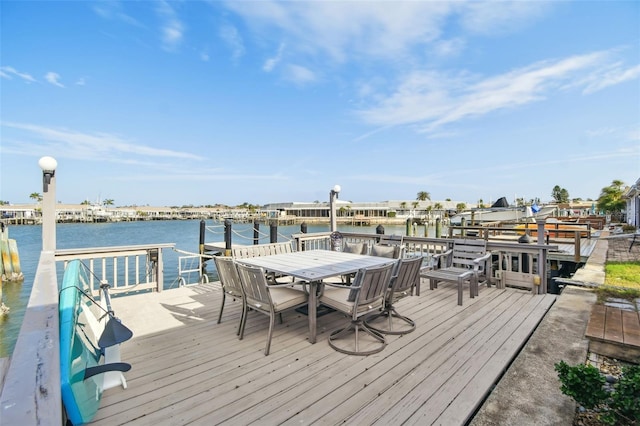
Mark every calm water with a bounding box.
[0,219,420,357]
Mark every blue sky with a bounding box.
[1,1,639,207]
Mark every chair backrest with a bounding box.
[451,239,487,268]
[342,240,369,255]
[372,234,404,258]
[390,256,423,295]
[370,243,402,259]
[379,234,403,245]
[214,256,244,297]
[232,241,293,259]
[349,262,395,306]
[235,262,272,310]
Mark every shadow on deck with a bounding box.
[92,280,557,425]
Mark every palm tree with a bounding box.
[103,199,114,207]
[412,201,419,209]
[597,180,626,221]
[433,202,443,218]
[400,201,407,211]
[30,192,42,203]
[416,191,430,201]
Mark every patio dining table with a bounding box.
[237,249,395,344]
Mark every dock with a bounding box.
[91,280,556,425]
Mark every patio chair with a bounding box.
[235,262,308,355]
[421,239,491,305]
[319,261,395,355]
[371,234,404,259]
[364,256,422,335]
[213,256,246,336]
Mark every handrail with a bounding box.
[0,251,62,424]
[55,243,175,295]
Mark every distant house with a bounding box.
[624,177,640,228]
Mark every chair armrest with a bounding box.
[473,252,492,271]
[323,281,360,290]
[433,249,452,268]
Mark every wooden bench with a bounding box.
[232,241,294,259]
[420,239,491,305]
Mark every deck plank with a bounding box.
[622,310,640,347]
[604,307,624,343]
[585,304,606,340]
[90,279,555,426]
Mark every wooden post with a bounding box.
[537,218,547,294]
[405,218,411,236]
[199,220,206,275]
[435,217,441,238]
[270,221,277,243]
[300,223,307,251]
[224,219,232,256]
[253,221,259,245]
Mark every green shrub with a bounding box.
[554,360,607,409]
[555,361,640,425]
[603,365,640,425]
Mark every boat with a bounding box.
[449,197,557,225]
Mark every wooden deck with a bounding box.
[585,305,640,363]
[92,280,556,425]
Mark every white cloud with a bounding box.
[459,2,552,35]
[263,42,285,72]
[220,24,245,61]
[226,1,453,63]
[93,1,144,28]
[0,122,205,163]
[76,77,87,86]
[285,64,316,86]
[582,63,640,94]
[355,50,634,134]
[156,1,184,51]
[1,66,36,83]
[45,72,65,88]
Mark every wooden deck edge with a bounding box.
[588,340,640,364]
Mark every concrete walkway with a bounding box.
[471,230,633,425]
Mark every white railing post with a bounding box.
[330,184,341,234]
[39,156,57,251]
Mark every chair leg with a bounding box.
[328,318,386,356]
[237,299,247,337]
[217,293,226,324]
[265,312,275,356]
[239,302,248,340]
[365,305,416,335]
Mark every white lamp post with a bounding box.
[38,156,57,251]
[329,184,341,233]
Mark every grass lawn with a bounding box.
[604,261,640,290]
